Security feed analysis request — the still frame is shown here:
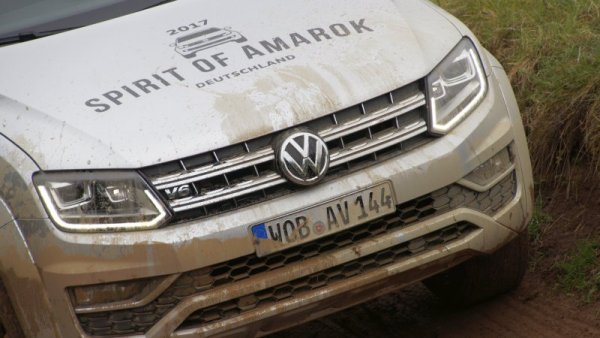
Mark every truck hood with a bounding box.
[0,0,461,170]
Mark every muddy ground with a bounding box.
[274,182,600,337]
[274,273,600,338]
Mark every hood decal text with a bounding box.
[84,19,374,113]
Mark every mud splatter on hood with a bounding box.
[0,0,461,170]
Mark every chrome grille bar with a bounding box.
[320,93,425,141]
[154,148,274,190]
[171,172,286,212]
[330,120,427,167]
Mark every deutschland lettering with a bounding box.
[195,55,296,88]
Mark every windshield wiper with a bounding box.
[0,27,77,46]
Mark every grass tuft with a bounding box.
[557,239,600,302]
[434,0,600,183]
[528,199,551,244]
[527,194,552,272]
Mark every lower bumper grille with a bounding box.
[180,222,478,328]
[75,173,515,336]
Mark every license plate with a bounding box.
[250,182,396,257]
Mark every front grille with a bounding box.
[180,222,478,328]
[75,173,515,337]
[140,82,430,221]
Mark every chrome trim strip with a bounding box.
[457,165,516,192]
[330,121,427,166]
[154,148,275,190]
[320,93,425,142]
[171,173,287,212]
[74,274,181,314]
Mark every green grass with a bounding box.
[434,0,600,181]
[528,198,551,244]
[527,197,552,272]
[434,0,600,302]
[557,240,600,302]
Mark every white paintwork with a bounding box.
[0,0,461,170]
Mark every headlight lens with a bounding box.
[426,38,487,134]
[34,171,170,232]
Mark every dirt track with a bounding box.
[273,271,600,337]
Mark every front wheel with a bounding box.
[424,232,528,306]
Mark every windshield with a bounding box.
[0,0,173,41]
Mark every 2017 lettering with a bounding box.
[166,20,208,36]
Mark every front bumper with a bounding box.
[0,62,533,338]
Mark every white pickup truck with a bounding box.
[0,0,533,337]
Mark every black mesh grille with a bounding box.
[180,222,478,328]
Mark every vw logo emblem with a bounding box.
[276,130,330,186]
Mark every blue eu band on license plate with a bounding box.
[250,181,396,257]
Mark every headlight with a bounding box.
[34,171,170,232]
[426,38,487,134]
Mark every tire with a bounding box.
[0,281,24,338]
[424,232,528,306]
